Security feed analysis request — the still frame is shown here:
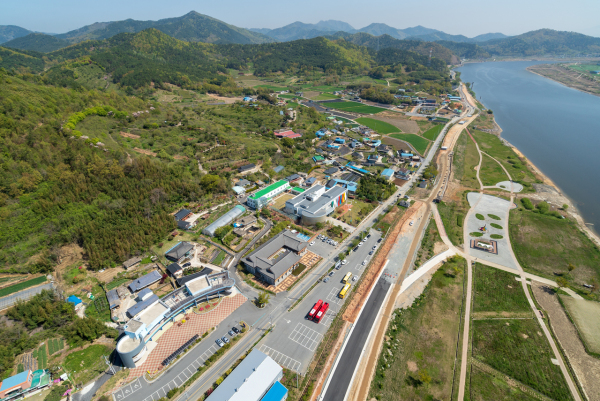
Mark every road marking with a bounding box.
[259,345,302,372]
[325,287,344,305]
[320,308,337,326]
[289,323,323,352]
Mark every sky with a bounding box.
[2,0,600,37]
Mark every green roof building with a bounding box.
[247,180,290,209]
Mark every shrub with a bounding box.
[475,213,485,220]
[521,198,533,210]
[490,234,503,239]
[536,201,549,214]
[470,232,483,237]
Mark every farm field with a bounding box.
[255,84,289,92]
[568,64,600,73]
[472,263,531,314]
[368,257,465,401]
[311,93,339,101]
[64,345,113,385]
[388,133,430,155]
[0,276,47,298]
[301,85,345,92]
[422,125,443,141]
[472,319,572,400]
[509,208,600,297]
[355,117,400,134]
[323,101,386,114]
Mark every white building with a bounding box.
[246,180,290,209]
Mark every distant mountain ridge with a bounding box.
[0,25,33,44]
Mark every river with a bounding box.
[457,61,600,234]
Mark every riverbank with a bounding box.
[527,64,600,97]
[469,91,600,247]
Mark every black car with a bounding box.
[367,234,371,238]
[183,262,191,267]
[377,238,382,243]
[232,327,240,334]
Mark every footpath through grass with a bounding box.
[0,276,47,298]
[388,133,430,155]
[509,208,600,298]
[473,264,531,313]
[436,192,470,247]
[470,366,538,401]
[355,117,400,134]
[472,319,572,400]
[368,257,465,400]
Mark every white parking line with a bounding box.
[289,323,323,352]
[321,309,337,326]
[259,345,302,372]
[325,287,345,305]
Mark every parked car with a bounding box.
[228,330,235,336]
[310,241,315,246]
[409,221,414,226]
[369,251,373,255]
[183,262,191,268]
[362,260,367,266]
[216,339,224,347]
[352,276,358,282]
[367,234,371,238]
[377,238,382,243]
[341,260,347,265]
[232,327,240,334]
[329,271,335,277]
[323,277,330,283]
[222,336,229,344]
[372,245,377,250]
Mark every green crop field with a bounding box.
[312,93,339,101]
[355,117,400,134]
[323,101,386,114]
[255,84,289,92]
[301,85,344,92]
[422,125,443,141]
[473,264,531,313]
[388,133,430,155]
[334,116,354,124]
[213,250,226,265]
[569,64,600,73]
[472,319,572,400]
[0,276,47,298]
[278,94,300,99]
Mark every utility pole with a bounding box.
[103,355,115,375]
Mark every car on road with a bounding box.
[216,339,224,347]
[352,276,358,282]
[232,327,240,334]
[341,260,347,265]
[409,221,414,226]
[228,330,235,336]
[310,241,315,246]
[323,277,330,283]
[222,336,229,344]
[328,271,335,277]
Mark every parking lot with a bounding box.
[257,230,382,373]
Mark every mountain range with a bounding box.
[2,11,600,60]
[249,21,508,43]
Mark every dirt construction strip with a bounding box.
[347,202,430,401]
[342,202,423,323]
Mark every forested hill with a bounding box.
[0,29,449,92]
[441,29,600,59]
[2,33,70,53]
[56,11,273,46]
[0,69,203,271]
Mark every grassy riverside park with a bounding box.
[388,133,430,155]
[472,263,531,314]
[355,117,400,134]
[368,257,465,401]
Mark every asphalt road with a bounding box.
[322,277,391,401]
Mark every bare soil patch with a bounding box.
[532,282,600,401]
[207,93,243,104]
[119,131,140,139]
[133,147,157,157]
[381,136,412,151]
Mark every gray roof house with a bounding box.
[165,242,195,262]
[243,230,308,286]
[127,270,162,293]
[174,209,193,221]
[106,289,121,310]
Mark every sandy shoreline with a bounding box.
[526,66,600,99]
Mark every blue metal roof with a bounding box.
[0,370,30,391]
[67,295,82,305]
[262,381,288,401]
[128,270,162,292]
[273,165,285,173]
[381,169,394,177]
[126,294,160,318]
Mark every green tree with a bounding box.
[256,291,270,307]
[562,204,569,211]
[536,201,550,214]
[281,137,294,148]
[417,369,432,384]
[567,263,576,274]
[556,277,569,290]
